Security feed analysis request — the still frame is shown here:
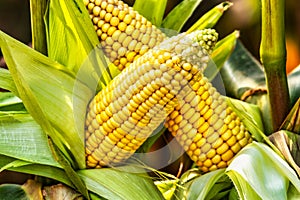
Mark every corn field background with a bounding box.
[0,0,300,199]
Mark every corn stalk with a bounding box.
[260,0,290,131]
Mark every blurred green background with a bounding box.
[0,0,299,72]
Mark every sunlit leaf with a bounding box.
[29,0,47,54]
[45,0,98,71]
[0,111,59,167]
[154,179,178,200]
[186,169,225,200]
[78,166,164,200]
[0,155,73,187]
[187,2,233,33]
[0,92,24,111]
[227,142,300,199]
[0,68,17,94]
[162,0,203,32]
[133,0,167,26]
[0,30,92,169]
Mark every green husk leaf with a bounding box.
[133,0,167,26]
[187,1,233,33]
[186,169,225,200]
[45,0,115,90]
[78,166,164,200]
[162,0,203,32]
[221,40,266,99]
[288,65,300,106]
[0,111,59,167]
[0,160,31,172]
[227,170,261,200]
[227,142,300,199]
[205,30,239,81]
[0,184,29,200]
[0,30,92,169]
[0,92,24,111]
[45,0,98,71]
[154,179,178,200]
[0,68,17,94]
[29,0,47,54]
[47,139,89,199]
[0,155,73,187]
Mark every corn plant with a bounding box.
[0,0,299,199]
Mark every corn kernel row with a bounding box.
[84,0,166,70]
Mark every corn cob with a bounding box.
[85,31,213,168]
[84,0,166,70]
[165,70,253,173]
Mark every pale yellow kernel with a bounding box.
[231,142,241,153]
[106,4,114,13]
[104,13,112,22]
[212,154,221,164]
[239,137,249,147]
[217,161,227,168]
[112,7,119,16]
[203,159,213,168]
[101,23,110,32]
[88,3,95,11]
[227,136,237,147]
[221,129,232,141]
[196,138,206,148]
[110,16,120,26]
[221,150,234,161]
[198,121,209,133]
[100,1,107,9]
[118,22,127,32]
[126,51,136,62]
[216,143,229,155]
[123,14,132,24]
[93,6,101,16]
[203,109,213,120]
[122,36,132,47]
[207,132,219,144]
[128,40,137,51]
[236,131,245,140]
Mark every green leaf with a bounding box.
[227,142,300,200]
[0,155,73,187]
[0,184,29,200]
[45,0,98,71]
[221,40,266,99]
[0,68,17,94]
[162,0,203,32]
[205,30,239,81]
[0,30,92,169]
[29,0,48,54]
[0,92,24,111]
[187,2,233,33]
[186,169,226,200]
[133,0,167,26]
[288,65,300,106]
[154,179,178,200]
[78,166,164,200]
[0,111,59,167]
